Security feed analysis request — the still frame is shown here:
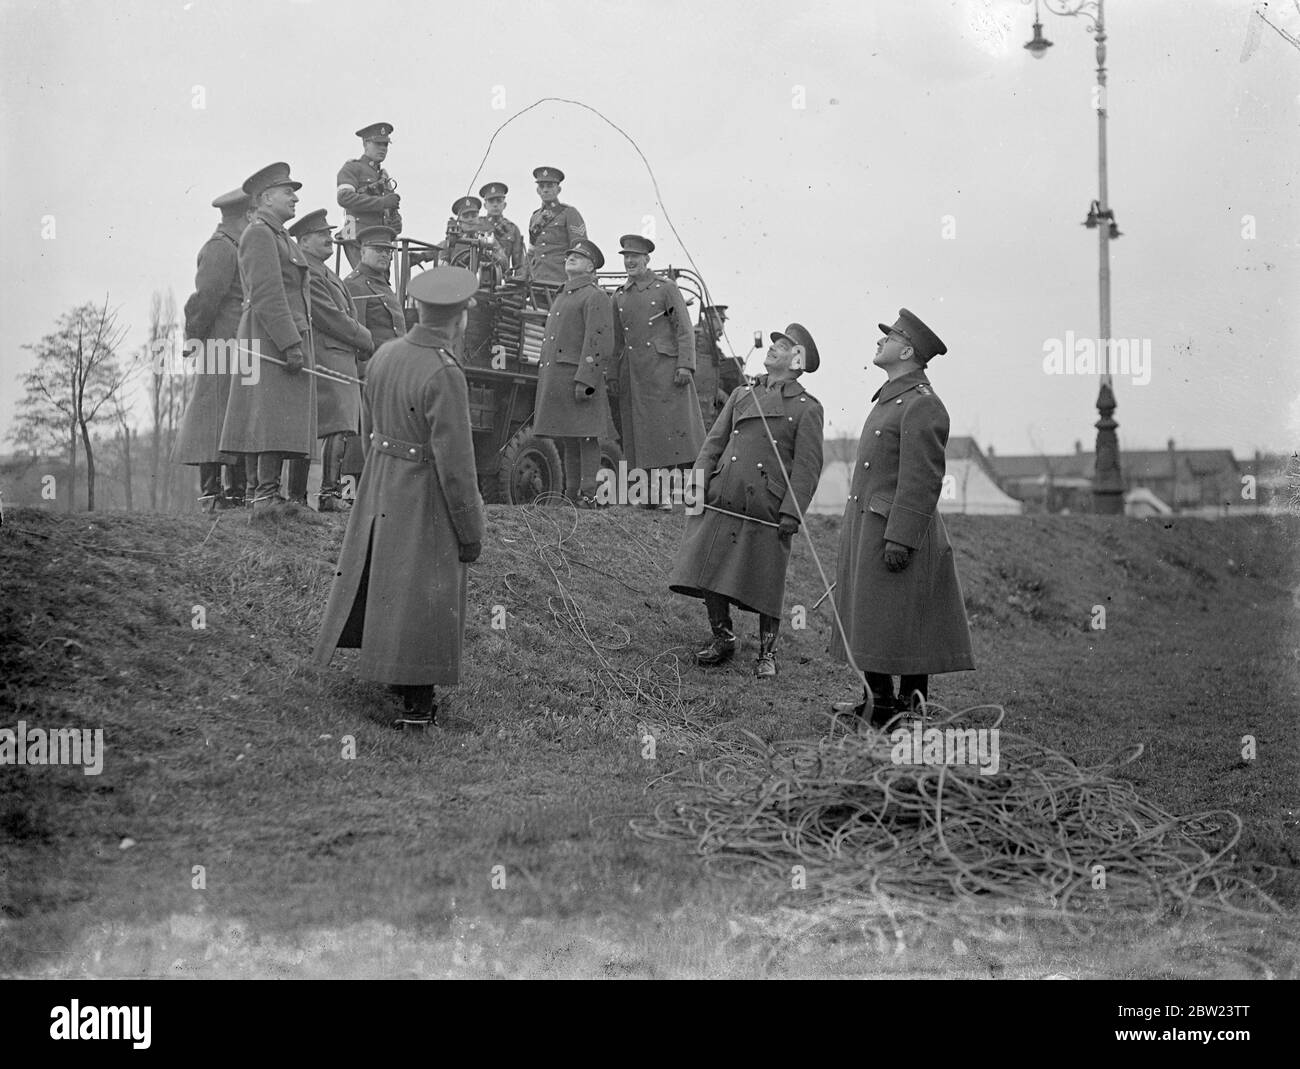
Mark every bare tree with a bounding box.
[9,298,135,511]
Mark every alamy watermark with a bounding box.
[594,462,704,514]
[1042,331,1151,386]
[150,336,262,385]
[890,723,1000,776]
[0,721,104,775]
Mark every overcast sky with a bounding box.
[2,0,1296,457]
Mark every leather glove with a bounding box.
[283,344,305,375]
[673,367,693,388]
[459,541,482,564]
[778,516,799,543]
[574,383,591,404]
[884,541,911,572]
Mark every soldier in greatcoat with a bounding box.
[669,324,824,678]
[828,309,974,726]
[343,226,407,489]
[218,162,315,513]
[288,209,374,511]
[480,181,525,276]
[611,235,705,508]
[524,166,587,285]
[531,239,614,505]
[313,267,485,729]
[172,186,254,510]
[336,122,402,269]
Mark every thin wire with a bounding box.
[465,96,870,702]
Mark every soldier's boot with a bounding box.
[318,434,348,512]
[391,684,437,731]
[899,674,929,719]
[755,616,780,679]
[285,457,310,508]
[198,463,222,511]
[859,672,902,729]
[224,461,247,508]
[251,452,287,514]
[696,593,737,667]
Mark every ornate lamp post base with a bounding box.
[1093,380,1124,514]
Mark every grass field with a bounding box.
[1,503,1297,978]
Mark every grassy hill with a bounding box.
[2,504,1297,978]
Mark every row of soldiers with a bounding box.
[170,131,973,729]
[173,121,738,511]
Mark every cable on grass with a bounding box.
[501,497,751,751]
[629,701,1286,941]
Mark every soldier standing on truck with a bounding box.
[532,239,614,506]
[525,166,586,285]
[480,181,525,276]
[336,122,402,270]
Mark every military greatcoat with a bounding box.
[219,207,316,456]
[532,273,614,439]
[305,253,373,436]
[313,323,485,685]
[525,202,586,284]
[828,369,974,675]
[173,221,243,465]
[669,378,824,618]
[612,271,705,469]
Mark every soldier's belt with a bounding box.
[369,431,431,463]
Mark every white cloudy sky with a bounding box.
[1,0,1297,456]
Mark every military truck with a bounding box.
[389,234,719,505]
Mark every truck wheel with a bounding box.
[598,438,624,477]
[498,428,563,505]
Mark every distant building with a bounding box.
[987,440,1289,515]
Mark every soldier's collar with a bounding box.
[563,272,595,292]
[751,375,805,397]
[254,207,287,231]
[360,265,390,283]
[626,270,658,290]
[407,324,459,355]
[872,368,931,404]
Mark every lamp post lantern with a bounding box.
[1025,0,1125,515]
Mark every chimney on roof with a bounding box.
[1167,438,1175,452]
[987,444,995,457]
[1074,440,1082,455]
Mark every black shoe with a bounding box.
[868,696,903,729]
[695,628,737,666]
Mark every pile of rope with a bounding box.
[631,702,1285,937]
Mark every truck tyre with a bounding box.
[498,427,564,505]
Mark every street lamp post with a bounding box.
[1025,0,1125,515]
